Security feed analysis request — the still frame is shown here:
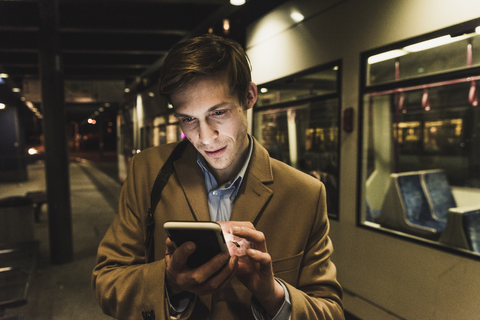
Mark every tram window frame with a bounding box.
[253,62,342,220]
[358,18,480,260]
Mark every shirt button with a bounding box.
[213,191,218,196]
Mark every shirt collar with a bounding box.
[197,134,253,189]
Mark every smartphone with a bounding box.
[163,221,229,269]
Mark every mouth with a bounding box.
[204,146,227,158]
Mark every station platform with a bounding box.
[0,156,121,319]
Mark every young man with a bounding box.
[92,34,344,320]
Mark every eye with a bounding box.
[212,110,226,116]
[181,117,196,123]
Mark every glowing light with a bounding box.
[12,88,20,93]
[28,148,38,155]
[260,88,268,93]
[223,19,230,32]
[0,103,5,109]
[0,73,8,78]
[230,0,245,6]
[290,12,304,23]
[368,49,408,64]
[476,26,480,34]
[124,88,130,93]
[402,35,470,52]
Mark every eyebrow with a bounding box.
[174,102,233,118]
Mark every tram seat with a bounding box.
[376,170,447,239]
[439,205,480,253]
[423,170,456,222]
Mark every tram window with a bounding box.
[361,20,480,257]
[254,64,341,219]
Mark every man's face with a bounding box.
[171,76,257,183]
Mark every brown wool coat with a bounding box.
[92,138,344,320]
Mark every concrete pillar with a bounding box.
[38,0,73,264]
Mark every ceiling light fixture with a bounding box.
[291,12,304,23]
[0,73,8,78]
[230,0,245,6]
[368,49,408,64]
[402,34,470,52]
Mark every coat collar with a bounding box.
[174,137,273,224]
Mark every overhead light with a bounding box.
[230,0,245,6]
[476,26,480,34]
[124,88,130,93]
[0,73,8,78]
[260,88,268,93]
[223,19,230,34]
[12,88,21,93]
[368,49,408,64]
[26,101,35,110]
[291,12,304,23]
[0,103,5,109]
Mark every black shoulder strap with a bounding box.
[145,139,189,263]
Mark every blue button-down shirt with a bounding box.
[197,135,253,222]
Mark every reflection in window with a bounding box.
[254,64,341,218]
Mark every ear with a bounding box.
[245,82,258,110]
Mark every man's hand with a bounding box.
[165,237,238,296]
[219,221,285,317]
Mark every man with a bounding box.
[92,34,344,320]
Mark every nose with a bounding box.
[198,120,218,145]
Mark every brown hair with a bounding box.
[159,34,252,106]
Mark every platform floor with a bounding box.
[0,159,121,319]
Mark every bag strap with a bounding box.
[145,139,189,263]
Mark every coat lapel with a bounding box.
[230,138,274,224]
[174,143,211,221]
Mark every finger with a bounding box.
[219,220,254,230]
[168,241,196,270]
[192,251,230,282]
[165,237,176,255]
[195,255,238,295]
[231,226,267,252]
[246,248,271,265]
